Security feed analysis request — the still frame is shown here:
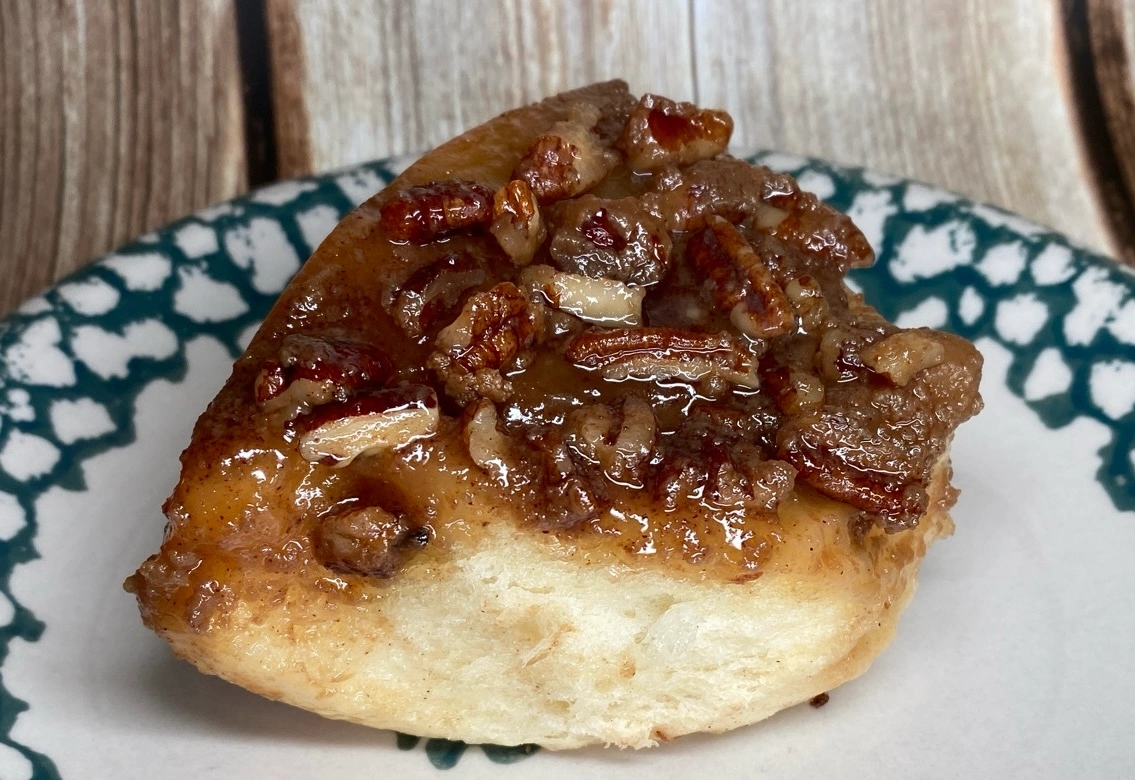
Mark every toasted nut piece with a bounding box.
[643,159,874,272]
[760,359,828,418]
[861,329,947,386]
[297,385,439,467]
[378,180,493,244]
[704,442,797,512]
[565,397,657,486]
[816,324,889,384]
[255,374,340,419]
[254,332,394,418]
[688,217,794,340]
[389,252,487,339]
[512,103,620,203]
[520,265,644,326]
[314,506,429,578]
[548,195,673,285]
[782,275,830,333]
[429,282,545,404]
[490,180,547,265]
[565,327,759,388]
[652,452,705,512]
[462,398,515,485]
[610,397,657,479]
[618,93,733,171]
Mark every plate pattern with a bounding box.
[0,154,1132,778]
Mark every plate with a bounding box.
[1,154,1133,779]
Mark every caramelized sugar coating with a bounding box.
[128,81,981,638]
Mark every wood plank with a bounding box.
[1088,0,1135,265]
[0,0,247,316]
[265,0,695,178]
[692,0,1114,257]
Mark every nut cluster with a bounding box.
[254,89,984,578]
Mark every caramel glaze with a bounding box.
[127,81,981,635]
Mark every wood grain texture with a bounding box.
[695,0,1111,254]
[265,0,695,177]
[266,0,1122,258]
[0,0,246,315]
[1088,0,1135,264]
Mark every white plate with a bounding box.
[1,154,1133,779]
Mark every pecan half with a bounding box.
[512,103,621,203]
[548,195,672,285]
[314,505,430,578]
[378,180,493,244]
[429,282,545,404]
[389,252,487,339]
[296,385,439,467]
[490,179,547,265]
[617,93,733,171]
[688,217,794,340]
[520,264,644,326]
[564,327,759,388]
[254,332,394,419]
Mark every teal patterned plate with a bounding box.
[1,154,1133,779]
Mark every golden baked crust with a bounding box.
[127,81,981,749]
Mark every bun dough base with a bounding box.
[153,459,955,750]
[129,82,979,751]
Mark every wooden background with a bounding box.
[2,0,1134,316]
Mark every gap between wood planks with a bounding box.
[235,0,279,186]
[1064,0,1135,266]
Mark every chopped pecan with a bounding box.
[565,327,759,388]
[861,329,947,387]
[703,442,795,511]
[777,413,928,528]
[520,264,644,326]
[314,505,430,578]
[816,324,889,384]
[548,195,672,285]
[378,180,493,244]
[429,282,545,404]
[527,428,608,529]
[543,473,607,529]
[490,179,547,265]
[462,398,516,485]
[652,452,704,512]
[762,363,825,417]
[617,93,733,171]
[254,332,394,419]
[688,217,794,340]
[296,385,439,467]
[512,103,621,203]
[389,252,487,339]
[643,159,873,272]
[776,336,982,530]
[782,275,830,333]
[564,397,657,486]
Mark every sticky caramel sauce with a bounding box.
[128,82,978,635]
